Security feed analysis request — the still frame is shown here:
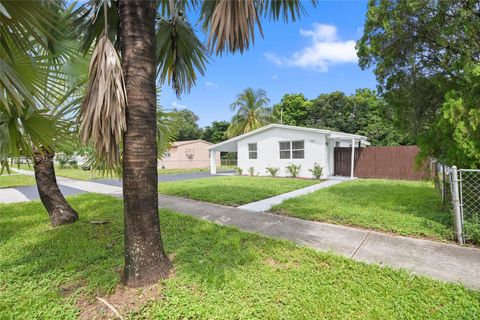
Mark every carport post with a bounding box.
[350,138,355,179]
[210,150,217,175]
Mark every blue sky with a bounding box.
[161,1,377,127]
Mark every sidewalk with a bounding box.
[151,194,480,290]
[238,177,348,212]
[3,172,480,289]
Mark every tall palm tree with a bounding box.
[76,0,315,287]
[227,88,272,137]
[0,0,83,226]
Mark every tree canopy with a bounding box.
[357,0,480,166]
[272,89,410,146]
[169,108,203,141]
[202,120,229,144]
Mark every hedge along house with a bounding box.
[209,124,369,179]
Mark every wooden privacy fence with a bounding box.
[334,145,429,180]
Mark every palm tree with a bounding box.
[0,0,82,226]
[227,88,272,137]
[76,0,315,287]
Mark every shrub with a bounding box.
[235,167,243,175]
[69,160,78,169]
[309,163,323,180]
[248,166,255,176]
[286,164,301,178]
[57,155,69,168]
[465,220,480,245]
[266,166,279,177]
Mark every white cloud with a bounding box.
[265,23,358,72]
[205,81,219,88]
[172,101,187,109]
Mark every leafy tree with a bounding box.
[357,0,480,164]
[272,89,410,146]
[169,108,202,141]
[306,91,354,133]
[350,89,411,146]
[202,120,229,144]
[227,88,272,138]
[272,94,310,126]
[418,64,480,168]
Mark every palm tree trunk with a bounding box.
[120,0,171,287]
[33,148,79,226]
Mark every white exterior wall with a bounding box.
[326,138,335,176]
[237,127,329,178]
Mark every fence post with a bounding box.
[451,166,465,245]
[442,164,446,204]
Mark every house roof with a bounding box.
[209,124,369,152]
[171,139,213,148]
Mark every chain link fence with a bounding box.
[459,170,480,243]
[432,160,480,244]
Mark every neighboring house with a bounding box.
[208,124,369,178]
[158,140,221,169]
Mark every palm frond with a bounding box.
[227,87,271,138]
[0,0,62,57]
[73,0,120,54]
[200,0,262,55]
[79,35,127,167]
[0,108,64,171]
[156,14,209,96]
[156,107,175,158]
[259,0,313,22]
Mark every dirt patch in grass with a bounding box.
[263,257,300,270]
[78,283,162,319]
[78,259,176,319]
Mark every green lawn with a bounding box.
[0,173,36,188]
[158,167,209,175]
[17,164,109,181]
[0,194,479,319]
[271,179,453,241]
[159,176,319,206]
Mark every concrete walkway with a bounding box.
[151,194,480,290]
[3,171,480,289]
[239,177,348,212]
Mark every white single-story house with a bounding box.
[208,124,369,179]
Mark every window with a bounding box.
[279,141,290,159]
[292,140,305,159]
[279,140,304,159]
[248,143,257,159]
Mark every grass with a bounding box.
[0,173,36,188]
[1,194,479,319]
[159,176,319,206]
[271,179,453,241]
[17,164,106,181]
[14,165,230,181]
[158,167,209,175]
[158,166,235,175]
